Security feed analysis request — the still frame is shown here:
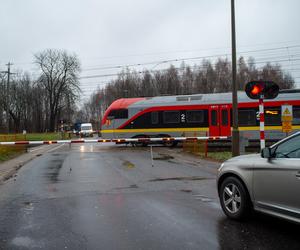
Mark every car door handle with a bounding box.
[296,172,300,178]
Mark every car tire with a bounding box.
[219,176,252,220]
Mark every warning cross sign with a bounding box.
[281,105,293,122]
[283,108,291,115]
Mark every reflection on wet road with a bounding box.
[0,143,299,249]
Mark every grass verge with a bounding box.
[195,151,233,162]
[0,145,26,162]
[0,132,74,142]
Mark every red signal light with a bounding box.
[251,85,261,95]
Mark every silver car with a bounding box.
[217,132,300,223]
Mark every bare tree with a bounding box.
[260,63,295,89]
[35,49,81,132]
[181,64,194,95]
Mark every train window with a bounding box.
[265,108,281,125]
[151,112,159,124]
[108,109,128,119]
[221,110,228,126]
[186,110,204,123]
[238,110,256,126]
[190,96,202,101]
[176,97,189,101]
[293,108,300,125]
[211,110,217,126]
[163,111,180,124]
[176,96,202,101]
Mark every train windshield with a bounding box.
[108,109,128,119]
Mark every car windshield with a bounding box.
[272,134,300,158]
[81,126,92,130]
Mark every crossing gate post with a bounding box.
[259,95,265,149]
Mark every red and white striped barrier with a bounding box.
[259,97,265,149]
[0,136,229,145]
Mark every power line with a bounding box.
[80,45,300,72]
[79,58,300,80]
[79,40,300,64]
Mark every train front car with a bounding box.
[101,98,146,139]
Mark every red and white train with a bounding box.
[100,90,300,142]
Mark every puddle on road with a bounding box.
[11,236,35,248]
[149,176,212,182]
[193,194,214,202]
[122,160,135,169]
[114,184,139,190]
[192,194,221,209]
[153,154,174,161]
[44,155,66,183]
[21,201,35,215]
[180,189,192,193]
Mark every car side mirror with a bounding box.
[261,147,272,159]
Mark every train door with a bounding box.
[209,106,219,136]
[209,105,231,136]
[220,105,231,136]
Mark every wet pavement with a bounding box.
[0,143,299,249]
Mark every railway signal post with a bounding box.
[245,80,279,150]
[259,95,265,149]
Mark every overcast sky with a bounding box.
[1,0,300,101]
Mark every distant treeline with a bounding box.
[79,57,295,129]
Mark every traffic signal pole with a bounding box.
[259,96,265,149]
[231,0,240,156]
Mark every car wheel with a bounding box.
[219,176,251,220]
[133,135,149,147]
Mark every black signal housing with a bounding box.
[245,81,279,99]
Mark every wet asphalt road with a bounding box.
[0,143,299,250]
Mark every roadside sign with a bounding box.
[282,121,292,133]
[281,105,293,122]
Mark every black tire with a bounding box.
[219,176,252,220]
[133,135,149,147]
[163,141,178,147]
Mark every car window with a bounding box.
[81,126,92,130]
[272,134,300,158]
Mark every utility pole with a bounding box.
[231,0,240,156]
[1,62,14,133]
